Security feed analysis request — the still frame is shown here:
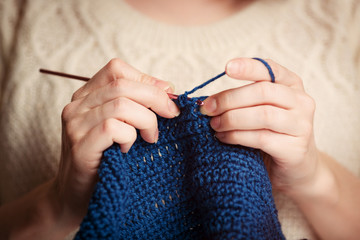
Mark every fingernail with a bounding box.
[163,81,175,93]
[154,128,159,143]
[168,99,180,116]
[226,61,241,76]
[153,78,171,91]
[120,145,131,154]
[215,132,225,139]
[210,116,221,129]
[200,98,217,115]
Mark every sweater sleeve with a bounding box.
[0,0,25,104]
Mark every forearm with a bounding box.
[0,178,79,240]
[286,152,360,240]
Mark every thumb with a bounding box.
[136,73,175,94]
[115,59,175,93]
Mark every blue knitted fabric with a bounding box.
[75,82,285,240]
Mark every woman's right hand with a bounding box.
[53,58,180,228]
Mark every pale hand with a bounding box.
[200,57,319,195]
[54,58,180,223]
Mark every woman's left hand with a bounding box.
[200,57,319,195]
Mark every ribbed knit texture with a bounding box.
[75,95,285,240]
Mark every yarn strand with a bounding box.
[183,71,226,97]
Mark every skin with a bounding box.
[1,1,360,239]
[0,59,180,239]
[201,58,360,240]
[202,58,319,192]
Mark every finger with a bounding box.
[75,97,159,143]
[200,81,297,116]
[77,77,180,118]
[215,129,300,161]
[72,58,174,100]
[225,58,304,90]
[72,118,137,170]
[210,105,304,136]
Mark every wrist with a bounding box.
[54,164,94,224]
[1,179,79,240]
[282,151,339,206]
[42,178,81,238]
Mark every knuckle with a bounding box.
[112,97,129,113]
[261,106,273,128]
[298,93,316,114]
[222,111,237,129]
[64,119,81,143]
[64,117,76,132]
[71,88,83,101]
[292,73,303,85]
[258,131,270,149]
[301,121,314,139]
[61,103,74,121]
[306,95,316,114]
[218,91,233,110]
[214,88,239,112]
[101,118,116,135]
[110,78,127,93]
[110,77,123,88]
[257,82,273,100]
[106,58,125,72]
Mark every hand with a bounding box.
[200,58,319,195]
[54,59,180,225]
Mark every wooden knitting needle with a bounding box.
[39,68,179,100]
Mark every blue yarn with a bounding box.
[183,71,226,98]
[252,58,275,83]
[75,73,285,240]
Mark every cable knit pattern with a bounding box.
[75,95,285,240]
[0,1,359,239]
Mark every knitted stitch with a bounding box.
[75,80,285,239]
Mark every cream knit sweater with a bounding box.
[1,0,359,239]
